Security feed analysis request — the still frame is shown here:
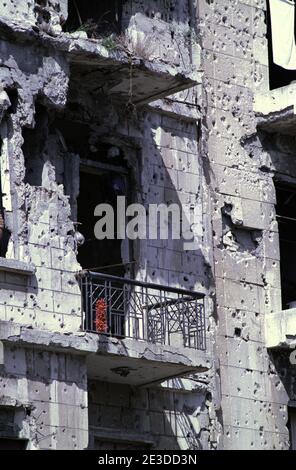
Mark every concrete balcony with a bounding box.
[0,17,199,106]
[85,333,210,387]
[0,272,210,387]
[78,271,210,386]
[265,309,296,349]
[255,83,296,136]
[0,322,210,388]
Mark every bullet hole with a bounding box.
[234,328,242,338]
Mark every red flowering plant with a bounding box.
[95,298,108,333]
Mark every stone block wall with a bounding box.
[139,111,208,292]
[0,0,293,451]
[0,342,88,450]
[88,380,210,450]
[0,0,214,451]
[199,0,290,449]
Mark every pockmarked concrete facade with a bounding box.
[0,0,294,450]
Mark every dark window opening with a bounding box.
[51,119,133,279]
[77,144,130,278]
[6,89,18,114]
[22,103,48,187]
[63,0,123,38]
[0,221,10,258]
[266,1,296,90]
[0,438,28,450]
[275,182,296,308]
[78,144,133,338]
[0,138,11,258]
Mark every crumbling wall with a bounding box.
[0,36,81,332]
[199,0,289,449]
[0,0,212,450]
[34,0,68,34]
[0,1,68,34]
[271,351,296,404]
[123,11,195,67]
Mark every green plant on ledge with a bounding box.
[101,34,118,52]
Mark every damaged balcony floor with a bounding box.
[86,335,210,386]
[255,83,296,136]
[0,17,199,106]
[0,321,210,386]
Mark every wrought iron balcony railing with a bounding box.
[79,271,206,351]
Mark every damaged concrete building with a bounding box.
[0,0,295,451]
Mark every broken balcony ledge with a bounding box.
[0,320,211,386]
[0,258,36,276]
[265,308,296,349]
[255,83,296,136]
[0,17,200,106]
[0,395,34,411]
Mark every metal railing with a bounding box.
[78,271,206,351]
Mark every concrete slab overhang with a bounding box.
[0,18,200,106]
[265,309,296,349]
[255,84,296,136]
[0,321,211,386]
[85,336,210,387]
